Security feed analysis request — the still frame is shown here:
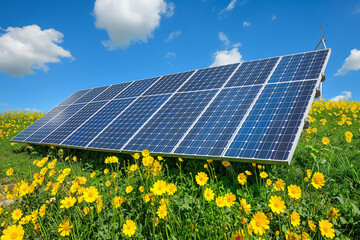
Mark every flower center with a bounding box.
[274,202,280,208]
[11,232,18,239]
[256,219,262,227]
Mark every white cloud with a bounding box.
[0,25,72,77]
[165,52,176,58]
[210,47,242,67]
[272,15,277,21]
[354,7,360,14]
[94,0,174,49]
[331,91,352,101]
[165,30,181,42]
[243,21,251,27]
[335,49,360,76]
[218,32,230,45]
[233,42,242,47]
[224,0,237,11]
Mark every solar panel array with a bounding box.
[12,49,331,164]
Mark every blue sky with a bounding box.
[0,0,359,112]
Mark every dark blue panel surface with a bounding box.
[11,105,67,142]
[143,71,195,95]
[92,82,132,101]
[174,85,261,156]
[41,101,108,145]
[25,104,85,143]
[225,80,318,161]
[62,98,136,147]
[179,64,239,92]
[88,94,170,150]
[226,58,279,87]
[114,77,159,99]
[124,90,217,153]
[58,89,90,106]
[268,49,329,83]
[73,86,108,104]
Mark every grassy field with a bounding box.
[0,100,359,239]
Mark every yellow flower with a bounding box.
[204,188,214,201]
[6,168,14,176]
[60,196,76,209]
[290,211,300,227]
[231,229,246,240]
[130,164,138,172]
[12,209,23,222]
[178,157,183,162]
[126,186,133,194]
[195,172,209,186]
[142,149,150,157]
[19,215,32,225]
[167,183,177,195]
[245,170,252,176]
[72,156,77,162]
[49,169,56,177]
[306,169,312,178]
[104,156,118,164]
[83,207,90,216]
[259,171,268,178]
[308,220,316,232]
[143,193,154,203]
[222,161,230,167]
[157,156,163,161]
[345,131,353,143]
[1,224,24,240]
[113,196,126,208]
[75,176,87,185]
[311,172,325,189]
[237,173,247,185]
[216,196,226,207]
[207,159,213,163]
[96,196,103,213]
[142,156,154,166]
[266,179,272,185]
[39,204,46,217]
[204,164,208,169]
[273,179,285,191]
[239,199,252,214]
[268,195,286,214]
[122,219,137,237]
[151,180,167,196]
[48,159,57,169]
[157,205,168,219]
[90,172,96,178]
[249,211,269,236]
[58,219,73,237]
[83,186,99,203]
[322,137,330,145]
[327,207,340,221]
[104,169,109,174]
[224,193,236,208]
[287,185,302,199]
[139,186,145,192]
[133,153,140,160]
[105,181,111,187]
[319,220,335,239]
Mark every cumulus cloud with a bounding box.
[243,21,251,27]
[335,49,360,76]
[0,25,72,77]
[94,0,174,49]
[218,32,230,45]
[165,30,181,42]
[272,15,277,21]
[331,91,352,101]
[210,48,242,67]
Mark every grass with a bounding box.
[0,99,359,239]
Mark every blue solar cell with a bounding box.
[225,58,279,87]
[124,90,217,153]
[62,98,136,147]
[73,86,109,104]
[58,89,90,106]
[143,71,195,95]
[25,104,85,143]
[174,85,261,156]
[268,49,329,83]
[11,105,68,142]
[92,82,132,101]
[114,77,159,99]
[224,80,318,161]
[88,94,170,150]
[178,64,239,92]
[41,101,108,145]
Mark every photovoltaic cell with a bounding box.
[224,80,318,161]
[62,98,136,147]
[92,82,132,102]
[179,64,239,92]
[88,94,170,150]
[226,58,279,87]
[25,104,85,143]
[58,89,90,106]
[73,86,109,104]
[41,101,108,145]
[143,71,195,96]
[268,49,329,83]
[124,90,217,153]
[114,77,159,99]
[11,105,68,142]
[174,85,262,156]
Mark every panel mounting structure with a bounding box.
[12,49,331,165]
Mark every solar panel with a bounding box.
[12,49,331,165]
